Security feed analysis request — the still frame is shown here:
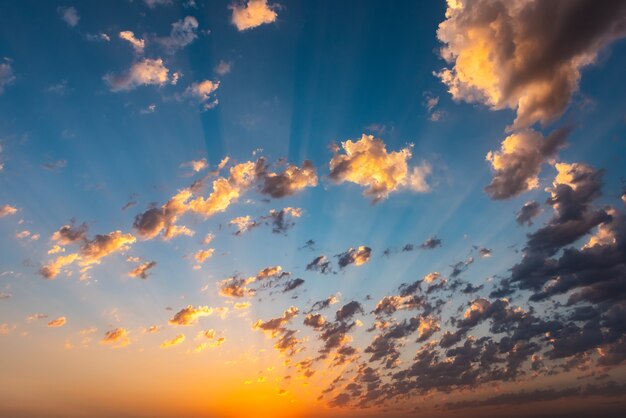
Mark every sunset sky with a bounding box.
[1,1,626,417]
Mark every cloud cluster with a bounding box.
[438,0,626,199]
[329,134,431,202]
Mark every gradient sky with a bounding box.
[1,1,626,417]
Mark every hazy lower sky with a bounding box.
[1,1,626,417]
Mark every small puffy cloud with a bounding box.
[40,230,135,279]
[253,306,298,336]
[119,31,145,54]
[306,255,332,275]
[185,80,219,110]
[329,134,431,202]
[336,246,372,269]
[0,292,11,300]
[437,0,626,130]
[283,278,304,292]
[420,236,442,250]
[42,159,67,171]
[180,158,208,173]
[193,248,214,264]
[47,316,67,327]
[40,253,79,279]
[0,61,16,94]
[516,200,542,226]
[230,0,278,31]
[51,223,88,245]
[133,189,193,240]
[79,231,136,266]
[85,33,110,42]
[101,328,130,347]
[104,58,172,92]
[157,16,199,53]
[218,276,254,298]
[0,204,18,218]
[257,159,318,198]
[304,313,326,329]
[58,6,79,27]
[160,334,185,348]
[485,128,568,199]
[128,261,157,279]
[215,60,232,75]
[229,215,258,235]
[169,305,213,326]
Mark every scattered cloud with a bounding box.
[104,58,173,92]
[47,316,67,327]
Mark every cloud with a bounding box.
[169,305,213,326]
[180,158,208,173]
[516,200,542,226]
[329,134,431,202]
[184,79,220,110]
[283,278,304,292]
[79,231,136,266]
[104,58,172,92]
[303,313,326,329]
[0,61,16,94]
[0,204,18,218]
[58,6,79,27]
[437,0,626,130]
[128,261,157,279]
[306,255,333,274]
[47,317,67,327]
[101,328,130,347]
[420,236,442,250]
[39,253,80,279]
[230,0,278,31]
[335,301,364,322]
[215,60,232,75]
[144,0,172,9]
[256,159,318,198]
[40,230,135,278]
[229,215,258,235]
[157,16,199,53]
[193,249,214,265]
[160,334,185,348]
[336,246,372,268]
[485,128,569,199]
[119,31,145,54]
[51,223,88,245]
[0,292,11,300]
[133,189,193,240]
[253,307,301,355]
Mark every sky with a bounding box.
[1,0,626,417]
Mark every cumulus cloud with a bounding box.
[306,255,333,275]
[128,261,157,279]
[0,61,15,94]
[169,305,213,326]
[104,58,172,92]
[329,134,431,202]
[193,248,214,265]
[485,128,568,199]
[253,307,301,355]
[58,6,79,27]
[119,31,145,54]
[101,328,130,347]
[230,0,278,31]
[336,246,372,268]
[0,204,18,218]
[47,316,67,327]
[437,0,626,130]
[51,223,88,245]
[157,16,199,53]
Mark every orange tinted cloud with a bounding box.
[329,134,431,202]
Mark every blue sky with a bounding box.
[1,1,626,417]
